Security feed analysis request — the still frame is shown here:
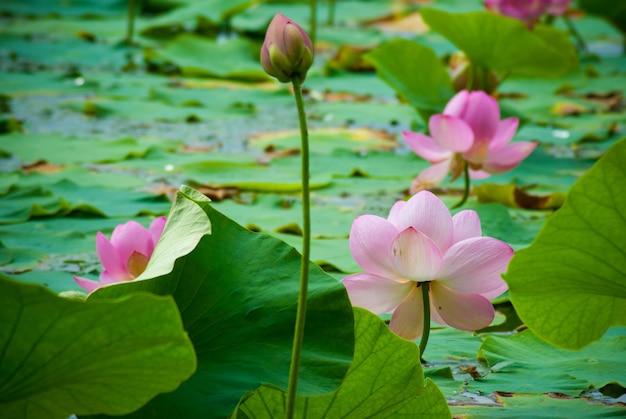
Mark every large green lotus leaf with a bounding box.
[141,0,255,36]
[0,181,169,224]
[472,329,626,396]
[420,9,578,77]
[269,149,425,180]
[451,393,625,418]
[249,127,399,154]
[232,308,451,418]
[62,96,256,122]
[2,17,138,45]
[152,35,268,81]
[579,0,626,34]
[1,271,84,294]
[0,35,130,70]
[149,85,293,109]
[0,278,196,419]
[88,186,355,418]
[364,39,454,117]
[211,193,358,239]
[0,217,151,256]
[0,0,124,17]
[310,100,418,128]
[0,185,70,224]
[0,174,19,195]
[231,1,406,33]
[304,72,397,99]
[0,133,173,165]
[12,168,147,190]
[505,138,626,349]
[0,241,12,266]
[181,160,333,192]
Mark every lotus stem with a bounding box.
[452,161,470,209]
[419,282,431,362]
[310,0,317,49]
[285,77,311,419]
[126,0,136,46]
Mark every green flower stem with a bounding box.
[285,77,311,419]
[452,161,470,209]
[328,0,335,25]
[419,282,431,362]
[563,16,587,53]
[310,0,317,49]
[126,0,136,46]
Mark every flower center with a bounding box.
[127,251,150,279]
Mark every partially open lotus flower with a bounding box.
[485,0,573,28]
[342,191,513,340]
[403,90,537,193]
[260,13,314,84]
[74,217,167,293]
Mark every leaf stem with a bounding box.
[563,15,587,53]
[309,0,317,50]
[452,161,470,209]
[126,0,136,46]
[285,77,311,419]
[419,282,431,362]
[328,0,335,25]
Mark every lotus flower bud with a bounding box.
[260,13,314,84]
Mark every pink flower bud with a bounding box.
[260,13,314,83]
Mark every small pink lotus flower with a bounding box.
[403,90,537,193]
[74,217,167,293]
[342,191,512,340]
[260,13,314,83]
[485,0,572,28]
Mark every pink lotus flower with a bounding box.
[403,90,537,193]
[342,191,512,340]
[260,13,314,83]
[485,0,572,27]
[74,217,167,293]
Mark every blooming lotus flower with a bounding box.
[260,13,314,84]
[403,90,537,193]
[342,191,512,340]
[74,217,167,293]
[485,0,572,27]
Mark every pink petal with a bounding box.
[482,141,537,174]
[437,237,512,297]
[430,282,495,331]
[387,200,406,225]
[148,216,167,253]
[463,140,490,166]
[547,0,571,16]
[468,168,491,179]
[490,117,519,150]
[96,232,129,281]
[349,215,400,278]
[391,227,442,281]
[403,130,451,163]
[390,190,453,251]
[73,276,102,293]
[99,271,124,285]
[410,160,452,193]
[342,273,413,314]
[389,284,424,340]
[457,91,500,142]
[429,114,474,153]
[110,221,153,274]
[451,210,482,244]
[443,90,469,118]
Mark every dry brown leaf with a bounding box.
[21,160,65,174]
